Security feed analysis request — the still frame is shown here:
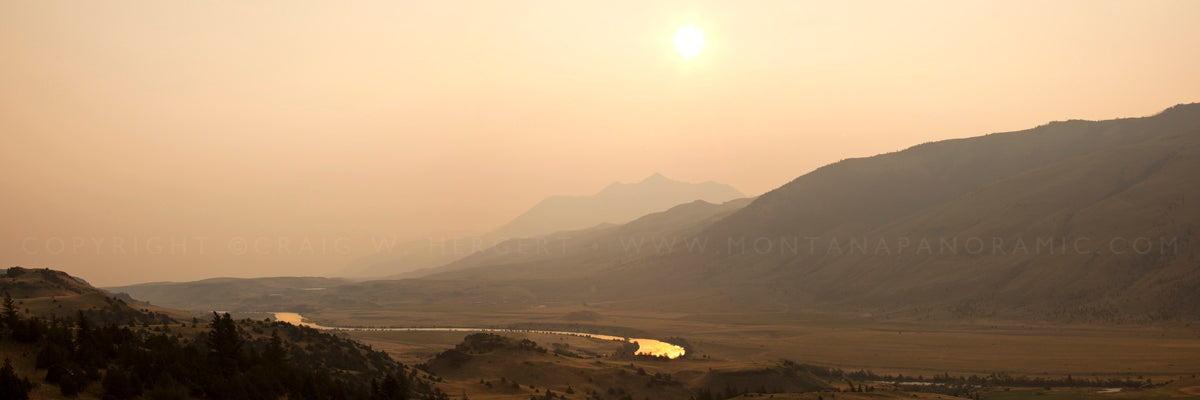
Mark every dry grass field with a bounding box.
[336,314,1200,400]
[302,303,1200,381]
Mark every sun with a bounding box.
[673,25,705,58]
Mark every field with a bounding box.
[294,302,1200,384]
[323,304,1200,399]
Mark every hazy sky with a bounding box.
[3,1,1198,286]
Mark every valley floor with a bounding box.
[295,304,1200,380]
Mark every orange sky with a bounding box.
[2,1,1198,286]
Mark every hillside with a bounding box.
[490,173,744,239]
[413,197,754,279]
[0,268,448,400]
[682,103,1200,320]
[341,173,744,278]
[420,333,833,400]
[1,267,179,325]
[0,267,95,298]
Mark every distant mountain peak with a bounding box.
[601,173,676,191]
[489,174,744,239]
[599,173,689,195]
[640,172,671,183]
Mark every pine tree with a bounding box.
[102,367,143,399]
[263,329,287,367]
[377,373,407,400]
[0,359,32,400]
[1,292,17,330]
[207,312,243,371]
[57,367,86,397]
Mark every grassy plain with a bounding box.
[292,302,1200,381]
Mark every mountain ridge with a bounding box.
[489,173,744,239]
[678,102,1200,320]
[340,173,744,278]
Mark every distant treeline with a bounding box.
[503,322,648,338]
[782,359,1161,389]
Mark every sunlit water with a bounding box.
[272,312,685,359]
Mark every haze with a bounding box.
[2,1,1198,286]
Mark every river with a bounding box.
[272,312,686,359]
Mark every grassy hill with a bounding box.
[420,332,833,400]
[2,267,180,326]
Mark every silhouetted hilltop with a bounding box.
[1,267,176,325]
[1,267,95,298]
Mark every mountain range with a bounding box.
[113,103,1200,323]
[394,103,1200,321]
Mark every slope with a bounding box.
[416,197,754,280]
[684,103,1200,320]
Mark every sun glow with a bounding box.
[673,25,705,58]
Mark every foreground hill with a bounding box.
[340,173,744,278]
[0,267,95,298]
[1,267,179,325]
[0,268,448,400]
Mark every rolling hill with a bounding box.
[0,267,180,325]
